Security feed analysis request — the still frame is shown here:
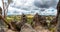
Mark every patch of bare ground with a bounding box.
[6,29,19,32]
[34,26,51,32]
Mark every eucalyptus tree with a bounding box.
[2,0,13,18]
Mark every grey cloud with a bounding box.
[34,0,58,8]
[8,0,58,15]
[34,1,49,8]
[13,11,20,13]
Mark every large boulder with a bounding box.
[20,23,37,32]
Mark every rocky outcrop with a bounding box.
[20,23,37,32]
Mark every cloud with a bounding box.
[0,0,3,8]
[34,0,59,8]
[7,0,58,15]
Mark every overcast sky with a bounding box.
[0,0,59,15]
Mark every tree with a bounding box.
[0,7,2,15]
[56,0,60,32]
[2,0,13,18]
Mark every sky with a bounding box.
[0,0,59,16]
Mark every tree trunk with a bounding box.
[0,7,2,15]
[2,0,6,18]
[56,0,60,32]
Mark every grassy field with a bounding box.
[6,15,55,24]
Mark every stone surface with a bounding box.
[20,23,51,32]
[35,26,51,32]
[20,23,37,32]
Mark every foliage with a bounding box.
[6,15,56,32]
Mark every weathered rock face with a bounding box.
[0,27,5,32]
[20,23,37,32]
[33,13,43,28]
[16,14,27,31]
[39,16,47,26]
[0,19,6,27]
[33,13,47,28]
[20,23,51,32]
